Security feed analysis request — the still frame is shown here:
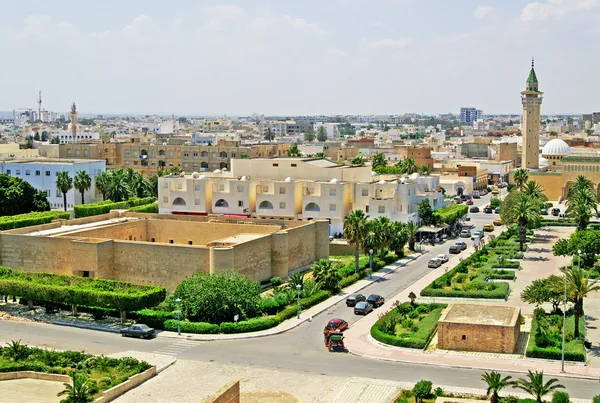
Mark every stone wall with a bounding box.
[0,235,74,275]
[206,381,240,403]
[437,322,519,354]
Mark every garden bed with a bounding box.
[525,309,586,362]
[371,302,446,349]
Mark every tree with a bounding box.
[56,171,73,212]
[303,127,316,142]
[73,171,92,205]
[481,371,515,403]
[107,169,130,202]
[521,275,564,313]
[50,136,60,144]
[33,190,50,212]
[565,176,598,230]
[264,128,275,142]
[95,171,111,201]
[522,181,547,202]
[418,200,437,226]
[408,291,417,306]
[418,164,431,176]
[287,144,301,157]
[173,270,261,324]
[343,210,368,274]
[553,229,600,267]
[405,221,419,251]
[564,266,600,338]
[501,192,541,251]
[372,153,387,169]
[513,168,529,190]
[41,131,48,141]
[0,174,47,215]
[317,126,328,142]
[413,380,433,403]
[311,259,339,291]
[397,157,418,174]
[389,221,408,258]
[57,371,95,403]
[351,156,364,166]
[33,132,40,141]
[514,371,564,403]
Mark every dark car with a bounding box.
[483,206,493,214]
[469,206,480,213]
[345,293,366,307]
[551,208,560,216]
[466,199,474,205]
[455,241,467,250]
[494,208,501,214]
[449,244,461,254]
[540,208,548,215]
[324,318,348,333]
[354,301,374,315]
[367,294,385,308]
[120,324,155,339]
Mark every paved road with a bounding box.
[4,190,600,398]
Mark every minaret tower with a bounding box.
[521,59,543,169]
[69,102,78,143]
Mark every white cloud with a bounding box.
[14,14,77,41]
[202,5,244,31]
[521,0,599,21]
[473,6,494,20]
[247,15,328,36]
[364,37,412,49]
[282,16,328,36]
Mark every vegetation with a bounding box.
[74,197,156,218]
[521,275,564,313]
[482,371,515,403]
[553,229,600,268]
[0,174,50,216]
[343,210,368,274]
[565,176,598,230]
[513,169,529,190]
[501,189,542,251]
[56,171,73,212]
[94,168,157,204]
[372,153,387,169]
[74,171,92,205]
[514,371,564,403]
[303,127,316,142]
[371,302,446,349]
[316,126,328,142]
[264,128,275,141]
[350,155,364,166]
[413,380,433,403]
[0,340,150,402]
[0,211,70,231]
[286,144,301,157]
[564,266,599,338]
[433,204,468,225]
[526,308,585,362]
[418,200,436,226]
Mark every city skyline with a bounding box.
[1,0,599,116]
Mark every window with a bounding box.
[193,152,198,157]
[169,151,174,157]
[35,170,40,176]
[56,171,59,176]
[151,238,155,242]
[195,185,201,191]
[56,189,62,197]
[184,152,189,157]
[16,170,20,175]
[238,200,244,207]
[378,206,385,213]
[461,335,467,340]
[6,169,10,175]
[279,202,286,209]
[273,163,279,167]
[188,241,193,245]
[329,204,336,211]
[25,170,30,176]
[329,188,337,196]
[237,185,244,192]
[133,161,138,165]
[169,240,174,244]
[361,189,368,197]
[262,185,269,193]
[176,183,183,190]
[218,184,225,192]
[163,197,168,203]
[45,171,50,176]
[365,206,369,213]
[291,163,297,167]
[125,151,130,156]
[163,183,168,189]
[45,190,50,197]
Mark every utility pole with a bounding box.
[38,91,42,122]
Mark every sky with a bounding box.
[1,0,599,116]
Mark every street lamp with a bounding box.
[578,249,582,270]
[296,284,302,319]
[71,363,76,403]
[369,249,373,280]
[175,298,182,336]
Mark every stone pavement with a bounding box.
[0,378,64,403]
[343,226,600,380]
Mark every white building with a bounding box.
[0,158,106,211]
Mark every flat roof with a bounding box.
[0,157,105,164]
[439,304,520,327]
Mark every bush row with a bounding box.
[488,270,516,280]
[0,211,70,231]
[433,204,468,224]
[128,202,158,213]
[526,315,586,362]
[420,283,509,299]
[370,305,444,349]
[74,197,156,217]
[491,262,520,269]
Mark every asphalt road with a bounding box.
[3,190,600,398]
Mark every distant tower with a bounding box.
[68,102,78,143]
[521,59,543,169]
[37,91,42,122]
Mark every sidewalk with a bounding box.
[344,227,600,380]
[157,254,420,341]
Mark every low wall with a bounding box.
[205,380,240,403]
[94,366,156,403]
[0,371,70,382]
[329,242,353,256]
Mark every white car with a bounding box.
[471,230,483,241]
[436,254,449,263]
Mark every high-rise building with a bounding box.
[521,60,543,169]
[460,107,480,125]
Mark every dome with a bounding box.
[410,172,420,180]
[284,177,293,182]
[539,157,549,168]
[542,139,571,157]
[213,169,222,174]
[378,179,386,184]
[371,171,379,177]
[240,175,248,181]
[329,178,340,184]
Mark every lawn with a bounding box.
[371,302,446,349]
[526,309,586,362]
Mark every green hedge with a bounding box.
[219,316,280,334]
[420,283,509,299]
[0,266,166,316]
[539,220,576,227]
[371,305,445,349]
[0,211,70,231]
[491,262,520,269]
[163,319,220,334]
[74,197,156,218]
[434,204,468,224]
[526,314,586,362]
[489,270,516,280]
[128,202,158,213]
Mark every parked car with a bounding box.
[324,318,348,333]
[471,230,483,240]
[483,206,493,214]
[460,229,471,238]
[559,212,565,218]
[466,199,474,205]
[491,188,499,195]
[345,293,366,307]
[367,294,385,308]
[455,241,467,250]
[436,254,449,263]
[493,218,503,226]
[354,301,374,315]
[428,258,442,268]
[540,208,548,215]
[449,244,461,254]
[464,216,471,221]
[481,189,488,196]
[469,206,480,213]
[473,191,480,199]
[483,224,495,232]
[551,208,560,216]
[120,324,155,339]
[494,208,501,214]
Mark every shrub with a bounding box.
[552,391,570,403]
[0,211,70,231]
[74,197,156,217]
[276,305,298,322]
[300,290,331,309]
[420,282,509,299]
[163,320,220,334]
[592,395,600,403]
[258,298,282,315]
[371,305,445,349]
[219,316,279,333]
[434,387,444,397]
[133,309,177,329]
[270,277,282,287]
[413,380,433,403]
[128,202,158,213]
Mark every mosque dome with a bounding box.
[410,172,420,180]
[541,139,571,157]
[538,157,549,168]
[329,178,340,184]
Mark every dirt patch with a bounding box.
[241,390,301,403]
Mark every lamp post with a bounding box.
[561,263,567,373]
[296,284,302,319]
[71,363,76,403]
[578,249,582,270]
[175,298,182,336]
[369,249,373,280]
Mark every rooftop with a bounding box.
[439,304,520,327]
[0,157,105,165]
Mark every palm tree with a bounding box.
[565,266,600,338]
[351,156,364,166]
[107,169,130,202]
[507,193,540,251]
[343,210,368,274]
[481,371,515,403]
[372,153,387,169]
[287,144,301,157]
[565,178,598,230]
[374,216,393,257]
[514,371,564,403]
[56,171,73,212]
[398,157,418,174]
[513,168,529,190]
[57,371,95,403]
[95,171,111,201]
[311,259,339,291]
[404,221,419,251]
[73,171,92,205]
[570,175,594,195]
[418,164,431,176]
[522,181,547,202]
[264,128,275,142]
[389,221,408,258]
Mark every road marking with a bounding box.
[152,340,203,356]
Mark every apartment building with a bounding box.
[255,178,303,219]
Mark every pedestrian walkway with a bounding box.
[151,339,201,357]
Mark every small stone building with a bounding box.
[437,304,521,354]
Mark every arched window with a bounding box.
[201,151,209,157]
[159,150,165,156]
[172,197,186,206]
[220,162,228,169]
[220,152,228,158]
[201,162,208,169]
[305,202,320,212]
[259,201,274,210]
[215,199,229,208]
